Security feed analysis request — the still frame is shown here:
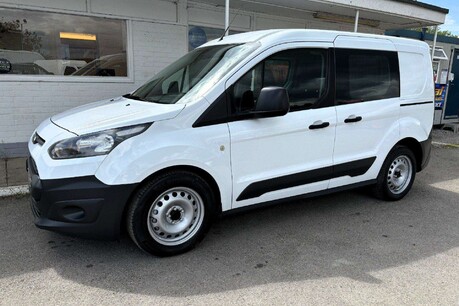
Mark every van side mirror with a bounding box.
[0,58,12,74]
[252,87,289,118]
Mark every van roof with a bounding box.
[202,29,428,50]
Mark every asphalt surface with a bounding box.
[0,146,458,305]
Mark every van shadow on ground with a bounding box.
[1,147,458,297]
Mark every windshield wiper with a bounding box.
[123,93,146,101]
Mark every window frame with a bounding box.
[0,8,134,83]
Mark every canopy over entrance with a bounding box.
[192,0,448,31]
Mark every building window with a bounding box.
[0,9,127,77]
[335,49,400,104]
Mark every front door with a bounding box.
[227,46,337,208]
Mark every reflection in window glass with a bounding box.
[0,9,127,76]
[336,49,400,104]
[230,48,328,113]
[132,44,244,104]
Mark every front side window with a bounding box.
[0,9,127,77]
[229,48,329,114]
[335,49,400,104]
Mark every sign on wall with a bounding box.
[435,83,447,109]
[188,27,208,49]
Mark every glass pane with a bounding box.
[264,60,290,86]
[0,9,127,76]
[336,49,399,104]
[230,48,329,113]
[132,44,261,105]
[283,49,327,109]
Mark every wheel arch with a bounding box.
[120,165,223,233]
[395,137,423,172]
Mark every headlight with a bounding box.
[49,123,151,159]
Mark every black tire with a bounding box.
[373,145,416,201]
[127,170,217,256]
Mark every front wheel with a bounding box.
[127,171,217,256]
[373,146,416,201]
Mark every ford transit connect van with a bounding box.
[27,30,434,256]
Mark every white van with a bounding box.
[27,30,434,256]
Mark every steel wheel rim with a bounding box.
[387,155,413,195]
[147,187,204,246]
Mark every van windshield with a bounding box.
[130,43,256,104]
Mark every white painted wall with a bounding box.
[0,0,437,149]
[329,0,446,24]
[0,0,187,145]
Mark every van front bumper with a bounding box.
[27,157,138,240]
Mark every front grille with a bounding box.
[32,132,45,146]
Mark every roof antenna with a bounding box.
[219,5,243,41]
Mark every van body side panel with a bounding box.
[229,108,337,208]
[95,115,233,212]
[225,42,337,209]
[398,114,433,143]
[398,52,428,99]
[330,100,401,188]
[398,48,434,142]
[395,40,434,103]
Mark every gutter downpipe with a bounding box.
[431,25,438,61]
[225,0,230,36]
[354,9,360,32]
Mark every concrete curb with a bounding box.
[0,185,29,198]
[432,141,459,148]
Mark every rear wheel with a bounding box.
[373,146,416,201]
[127,171,216,256]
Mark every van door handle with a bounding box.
[344,115,362,123]
[309,120,330,130]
